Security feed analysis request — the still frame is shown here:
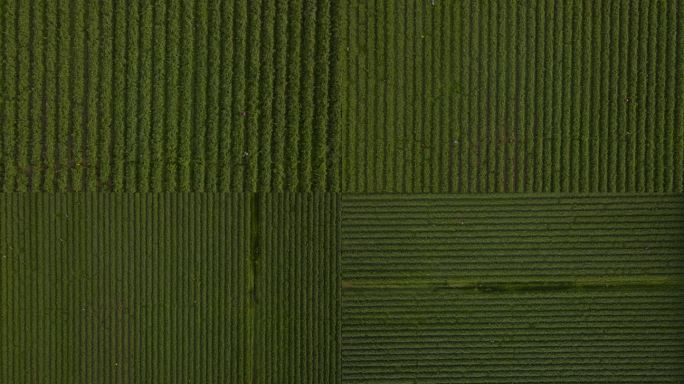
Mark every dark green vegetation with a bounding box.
[4,193,680,383]
[0,0,340,192]
[342,0,684,192]
[2,1,683,193]
[0,194,340,382]
[341,194,684,382]
[255,193,341,382]
[2,0,684,383]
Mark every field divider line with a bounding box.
[341,276,684,293]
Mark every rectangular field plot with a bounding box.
[0,1,340,192]
[341,194,684,383]
[341,1,684,192]
[0,193,340,383]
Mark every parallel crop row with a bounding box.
[341,194,684,382]
[0,0,340,192]
[342,0,684,193]
[0,193,340,382]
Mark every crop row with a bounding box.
[0,0,339,192]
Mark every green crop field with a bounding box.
[0,0,340,192]
[1,1,683,383]
[341,194,684,382]
[342,0,684,193]
[1,1,682,193]
[0,194,340,382]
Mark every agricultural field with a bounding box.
[0,0,340,192]
[0,194,340,382]
[342,0,684,192]
[1,1,682,193]
[1,0,683,383]
[341,194,684,382]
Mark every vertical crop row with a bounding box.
[257,0,275,191]
[217,0,234,191]
[0,1,5,188]
[271,1,289,190]
[69,0,85,191]
[97,0,113,191]
[42,0,58,191]
[111,0,126,191]
[313,0,331,190]
[192,0,208,191]
[84,1,100,190]
[205,1,221,192]
[29,0,43,191]
[177,0,193,191]
[230,0,247,191]
[150,2,166,191]
[285,0,303,190]
[299,0,317,191]
[55,0,71,190]
[164,0,180,191]
[137,2,153,192]
[15,0,30,191]
[245,0,262,191]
